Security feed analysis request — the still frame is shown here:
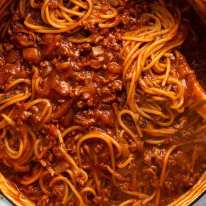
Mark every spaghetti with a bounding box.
[0,0,206,206]
[21,0,119,33]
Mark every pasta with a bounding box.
[0,0,206,206]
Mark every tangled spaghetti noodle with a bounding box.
[0,0,206,206]
[119,4,186,140]
[20,0,120,33]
